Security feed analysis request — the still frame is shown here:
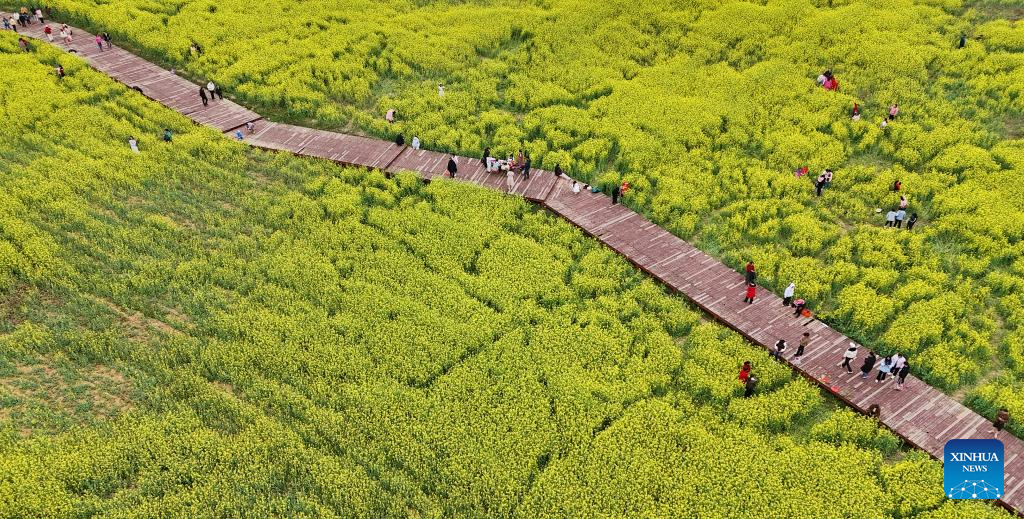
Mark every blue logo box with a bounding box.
[944,439,1004,499]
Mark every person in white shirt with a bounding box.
[206,81,217,100]
[838,343,858,373]
[783,283,796,306]
[572,180,581,194]
[895,209,906,228]
[128,137,139,153]
[438,83,445,97]
[411,136,420,150]
[885,210,897,227]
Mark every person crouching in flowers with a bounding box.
[739,361,751,384]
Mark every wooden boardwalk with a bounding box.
[22,22,1024,513]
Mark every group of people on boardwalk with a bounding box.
[199,80,224,106]
[2,6,47,31]
[838,343,912,390]
[482,147,532,192]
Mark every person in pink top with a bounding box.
[95,34,104,51]
[889,103,899,120]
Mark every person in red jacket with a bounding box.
[739,361,752,383]
[744,282,757,304]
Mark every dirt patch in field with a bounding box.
[0,356,136,436]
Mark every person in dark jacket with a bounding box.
[895,362,910,390]
[446,156,458,178]
[906,213,918,230]
[859,351,877,379]
[744,374,758,398]
[522,155,531,180]
[198,86,208,106]
[993,408,1010,437]
[611,184,620,204]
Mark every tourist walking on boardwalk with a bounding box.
[246,121,255,134]
[3,16,10,31]
[906,213,918,230]
[770,339,786,361]
[199,86,208,106]
[572,180,581,194]
[895,361,910,390]
[411,136,420,150]
[446,156,458,178]
[506,169,515,193]
[611,183,621,204]
[875,355,893,382]
[744,372,758,398]
[35,8,43,24]
[745,261,756,283]
[794,332,810,361]
[206,80,217,100]
[102,32,112,49]
[95,34,104,52]
[743,282,757,304]
[522,154,531,180]
[839,342,858,373]
[394,133,404,146]
[892,353,906,375]
[783,282,795,306]
[993,408,1010,437]
[234,130,244,141]
[859,350,877,379]
[43,24,51,41]
[60,24,72,44]
[128,136,139,153]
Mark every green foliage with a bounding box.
[811,408,902,455]
[0,42,980,517]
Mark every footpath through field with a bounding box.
[21,22,1024,513]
